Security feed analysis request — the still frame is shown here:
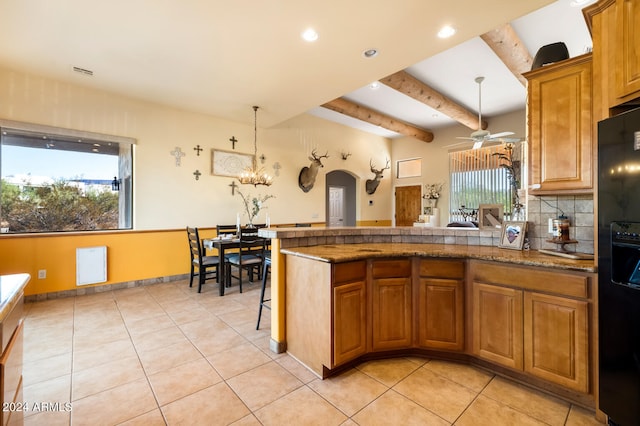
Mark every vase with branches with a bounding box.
[237,190,274,228]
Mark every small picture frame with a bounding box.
[423,206,433,215]
[478,204,503,229]
[499,221,527,250]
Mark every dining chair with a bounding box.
[225,227,265,293]
[216,224,238,237]
[187,227,220,293]
[256,251,271,330]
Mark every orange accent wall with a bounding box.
[0,228,217,296]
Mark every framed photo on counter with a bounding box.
[499,221,527,250]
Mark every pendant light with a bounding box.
[238,106,273,187]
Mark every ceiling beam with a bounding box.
[380,70,487,131]
[480,23,533,87]
[322,98,434,143]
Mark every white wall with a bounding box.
[0,66,393,229]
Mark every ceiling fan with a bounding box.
[449,76,520,149]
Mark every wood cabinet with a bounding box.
[471,261,592,393]
[416,259,464,350]
[472,283,524,369]
[285,252,593,402]
[614,0,640,100]
[0,292,24,426]
[371,259,412,350]
[524,292,589,393]
[333,262,367,365]
[524,54,593,194]
[585,0,640,116]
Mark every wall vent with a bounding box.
[72,66,94,76]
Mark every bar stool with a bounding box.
[256,253,271,330]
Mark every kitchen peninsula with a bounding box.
[259,226,597,408]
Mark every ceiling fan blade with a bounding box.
[487,131,514,139]
[456,136,474,140]
[443,140,476,149]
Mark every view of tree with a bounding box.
[1,179,118,232]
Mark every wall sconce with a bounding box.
[111,177,121,191]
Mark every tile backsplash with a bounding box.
[526,194,594,254]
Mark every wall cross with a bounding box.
[193,170,202,180]
[170,147,186,166]
[229,181,238,195]
[229,136,238,149]
[193,145,203,156]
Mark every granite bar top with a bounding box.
[280,243,596,273]
[259,225,490,240]
[0,273,29,322]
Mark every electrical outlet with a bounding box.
[38,269,46,279]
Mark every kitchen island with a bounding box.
[258,227,597,408]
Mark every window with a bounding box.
[0,121,133,233]
[448,143,523,222]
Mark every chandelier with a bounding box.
[238,105,273,187]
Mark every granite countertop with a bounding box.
[0,273,29,322]
[280,243,596,273]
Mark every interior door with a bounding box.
[329,186,345,227]
[395,185,421,226]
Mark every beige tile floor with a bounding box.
[20,278,603,425]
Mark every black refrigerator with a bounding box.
[598,107,640,425]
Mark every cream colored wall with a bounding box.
[391,109,526,226]
[0,66,392,228]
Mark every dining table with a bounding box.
[202,235,268,296]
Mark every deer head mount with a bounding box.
[365,158,390,195]
[298,149,329,193]
[340,151,352,160]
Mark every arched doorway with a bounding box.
[326,170,357,227]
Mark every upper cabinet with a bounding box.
[585,0,640,118]
[524,54,593,194]
[615,0,640,100]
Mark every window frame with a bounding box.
[0,119,135,233]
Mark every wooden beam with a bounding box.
[381,70,487,131]
[322,98,434,143]
[480,23,533,87]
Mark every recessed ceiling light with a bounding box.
[362,49,379,59]
[437,25,456,39]
[369,82,380,90]
[301,28,318,42]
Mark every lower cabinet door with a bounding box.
[1,321,23,426]
[524,292,589,392]
[333,281,367,366]
[416,278,464,350]
[473,282,524,369]
[371,277,412,350]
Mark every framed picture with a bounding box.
[499,221,527,250]
[211,150,254,177]
[396,158,422,178]
[478,204,503,229]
